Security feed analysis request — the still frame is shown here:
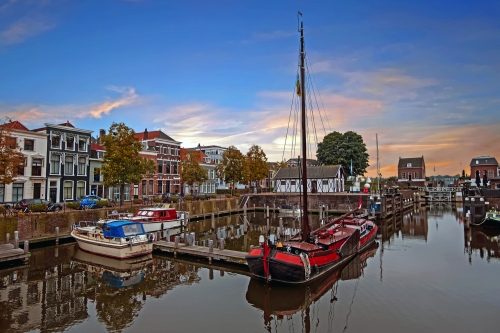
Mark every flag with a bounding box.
[358,196,363,210]
[296,74,301,96]
[350,159,353,175]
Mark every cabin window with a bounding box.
[122,224,142,236]
[147,211,153,216]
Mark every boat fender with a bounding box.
[149,233,155,243]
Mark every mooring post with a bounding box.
[244,203,247,216]
[166,229,170,242]
[209,239,213,264]
[174,236,179,248]
[253,203,255,211]
[55,227,59,245]
[190,232,196,245]
[24,240,29,254]
[267,217,270,233]
[14,231,19,249]
[279,217,283,238]
[6,233,10,244]
[211,213,215,229]
[220,238,225,250]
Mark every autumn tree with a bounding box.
[180,150,208,195]
[316,131,369,176]
[215,145,245,194]
[244,144,269,192]
[101,122,156,205]
[0,119,26,184]
[274,160,287,170]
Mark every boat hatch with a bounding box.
[103,221,146,238]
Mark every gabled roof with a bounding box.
[0,120,29,131]
[90,143,106,151]
[180,148,212,163]
[58,121,75,128]
[274,165,342,179]
[135,130,176,142]
[398,156,425,168]
[286,158,318,166]
[469,156,498,166]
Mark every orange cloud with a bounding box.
[88,86,138,118]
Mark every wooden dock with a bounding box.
[0,243,28,263]
[153,240,248,265]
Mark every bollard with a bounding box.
[55,227,59,245]
[279,217,283,238]
[6,233,10,244]
[266,205,269,217]
[220,238,225,250]
[24,240,29,254]
[211,213,215,229]
[174,236,179,248]
[267,218,270,233]
[14,231,19,249]
[166,229,170,242]
[190,232,196,245]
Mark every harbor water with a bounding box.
[1,203,499,332]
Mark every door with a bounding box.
[311,180,317,193]
[49,188,57,203]
[33,183,41,199]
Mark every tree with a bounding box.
[101,122,156,205]
[215,146,245,194]
[316,131,369,176]
[244,144,269,191]
[0,119,26,184]
[180,150,208,194]
[274,160,287,170]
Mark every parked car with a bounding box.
[79,195,104,209]
[14,199,63,212]
[193,193,210,200]
[161,193,183,203]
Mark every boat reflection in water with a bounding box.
[71,249,153,288]
[246,242,378,332]
[465,228,500,262]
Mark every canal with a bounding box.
[1,203,499,332]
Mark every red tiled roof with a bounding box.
[1,120,29,131]
[180,147,208,163]
[58,121,75,128]
[135,130,175,141]
[91,143,106,151]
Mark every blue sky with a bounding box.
[1,0,499,176]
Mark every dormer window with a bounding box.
[51,134,61,149]
[407,163,412,167]
[476,160,479,164]
[78,137,87,151]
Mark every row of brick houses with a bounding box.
[0,120,227,204]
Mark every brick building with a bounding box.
[398,156,426,186]
[470,156,499,187]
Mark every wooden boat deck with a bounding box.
[153,241,248,265]
[0,243,28,263]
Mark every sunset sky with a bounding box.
[1,0,499,177]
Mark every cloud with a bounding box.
[0,16,55,44]
[88,86,139,118]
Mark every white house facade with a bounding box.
[274,165,345,193]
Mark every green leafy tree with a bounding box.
[215,145,245,194]
[180,150,208,194]
[244,144,269,191]
[316,131,369,176]
[0,119,26,184]
[101,122,156,205]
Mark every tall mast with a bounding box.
[376,133,380,193]
[299,14,310,241]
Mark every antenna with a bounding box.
[376,134,380,193]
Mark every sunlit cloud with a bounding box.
[88,86,139,118]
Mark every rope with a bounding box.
[300,252,311,281]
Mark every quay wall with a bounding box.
[0,198,240,243]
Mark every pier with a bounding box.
[0,232,29,264]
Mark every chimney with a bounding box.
[144,128,148,141]
[99,129,105,144]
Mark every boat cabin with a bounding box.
[103,221,146,238]
[133,206,179,221]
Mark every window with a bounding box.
[66,135,75,150]
[12,183,23,201]
[78,137,87,151]
[50,154,60,174]
[407,163,412,167]
[281,180,286,185]
[77,181,85,199]
[489,170,494,178]
[0,184,4,202]
[149,180,153,195]
[402,172,406,179]
[51,134,61,149]
[93,168,101,182]
[173,162,178,174]
[32,159,42,176]
[78,157,86,175]
[158,162,163,174]
[124,186,130,201]
[414,172,418,179]
[165,161,171,174]
[158,180,163,194]
[64,181,73,200]
[24,139,34,151]
[142,180,147,195]
[17,158,25,176]
[65,156,74,175]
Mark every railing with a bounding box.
[419,187,461,192]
